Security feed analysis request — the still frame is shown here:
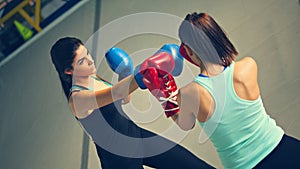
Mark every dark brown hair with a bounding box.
[50,37,83,99]
[179,12,238,66]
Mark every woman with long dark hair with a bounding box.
[50,37,214,169]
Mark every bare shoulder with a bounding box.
[179,82,211,107]
[68,91,93,119]
[178,82,200,111]
[234,56,258,79]
[180,82,199,96]
[180,81,212,98]
[233,56,260,100]
[68,95,76,116]
[235,56,257,71]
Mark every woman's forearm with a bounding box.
[111,75,138,101]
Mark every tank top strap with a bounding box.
[68,85,92,99]
[68,76,112,99]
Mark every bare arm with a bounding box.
[170,84,198,131]
[69,75,138,115]
[95,74,132,105]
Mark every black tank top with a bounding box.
[79,99,142,137]
[69,77,143,142]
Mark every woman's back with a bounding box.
[193,58,284,169]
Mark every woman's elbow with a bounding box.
[176,120,195,131]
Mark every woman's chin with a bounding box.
[91,67,96,74]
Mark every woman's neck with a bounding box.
[72,75,94,88]
[200,63,225,77]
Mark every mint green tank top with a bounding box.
[194,61,284,169]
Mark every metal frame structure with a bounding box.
[0,0,42,32]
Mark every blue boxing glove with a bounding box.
[134,44,184,89]
[105,47,134,81]
[156,44,183,76]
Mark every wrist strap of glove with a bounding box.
[134,64,147,89]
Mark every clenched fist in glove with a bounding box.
[143,68,180,117]
[135,52,180,118]
[134,44,184,89]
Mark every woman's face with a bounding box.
[69,45,96,77]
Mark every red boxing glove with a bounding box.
[139,52,175,76]
[179,43,200,67]
[142,67,180,117]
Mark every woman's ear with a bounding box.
[64,68,73,75]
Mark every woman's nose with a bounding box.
[87,57,94,65]
[88,59,94,65]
